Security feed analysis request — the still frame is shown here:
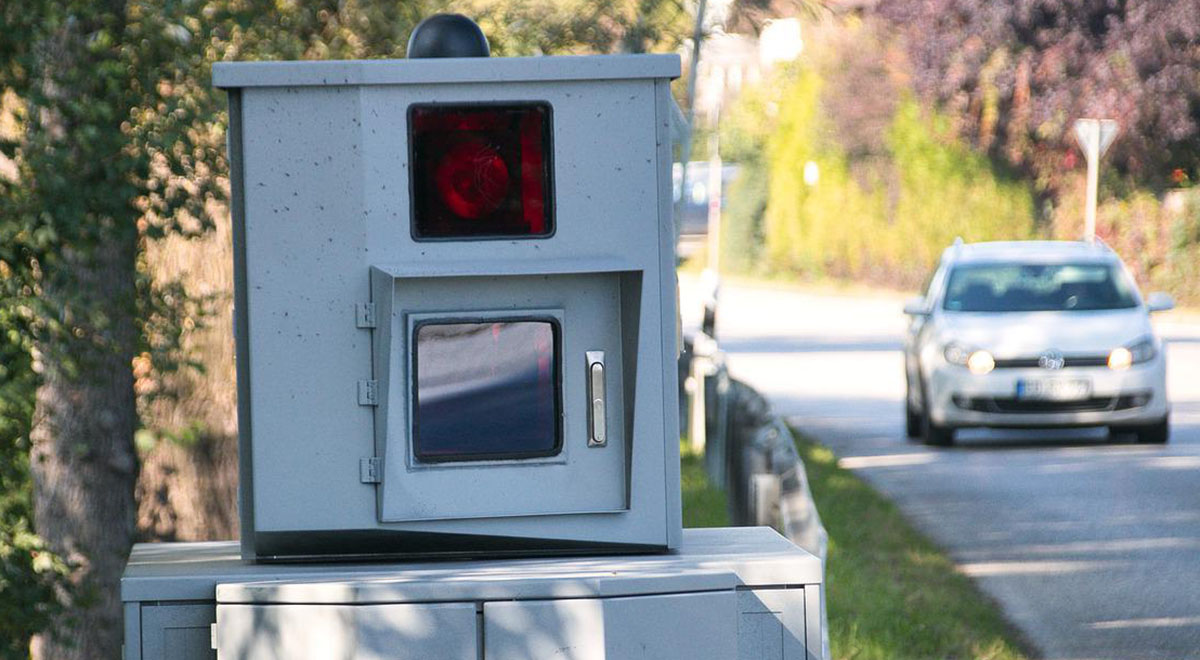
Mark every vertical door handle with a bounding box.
[586,351,606,447]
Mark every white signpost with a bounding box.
[1073,118,1119,243]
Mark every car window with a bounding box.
[942,262,1139,312]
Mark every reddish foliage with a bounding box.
[877,0,1200,191]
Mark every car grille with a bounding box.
[992,355,1110,369]
[953,393,1151,414]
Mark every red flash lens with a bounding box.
[434,140,510,219]
[410,103,553,239]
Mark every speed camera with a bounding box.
[214,53,682,560]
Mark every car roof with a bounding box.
[942,240,1121,265]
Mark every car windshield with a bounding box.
[942,262,1139,312]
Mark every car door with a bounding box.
[906,262,948,408]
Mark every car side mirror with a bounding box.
[1146,292,1175,313]
[903,297,929,316]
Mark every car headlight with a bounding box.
[1109,337,1156,370]
[967,350,995,375]
[944,343,994,374]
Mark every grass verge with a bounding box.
[793,433,1035,660]
[680,443,731,528]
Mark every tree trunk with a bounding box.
[20,3,139,658]
[30,238,139,660]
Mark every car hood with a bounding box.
[935,309,1152,357]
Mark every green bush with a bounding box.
[1163,193,1200,302]
[718,80,776,274]
[720,159,769,274]
[1048,185,1200,304]
[757,64,1036,286]
[716,22,1036,287]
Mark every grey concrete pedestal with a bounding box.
[123,526,822,659]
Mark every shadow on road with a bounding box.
[947,433,1149,451]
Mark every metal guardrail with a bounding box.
[681,332,830,660]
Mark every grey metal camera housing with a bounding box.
[214,54,682,561]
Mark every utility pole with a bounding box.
[1073,118,1119,243]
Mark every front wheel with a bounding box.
[1113,418,1169,444]
[904,378,921,438]
[922,416,955,447]
[905,403,921,439]
[918,378,954,446]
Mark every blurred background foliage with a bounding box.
[722,18,1036,286]
[876,0,1200,193]
[718,7,1200,293]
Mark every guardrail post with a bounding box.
[688,355,708,453]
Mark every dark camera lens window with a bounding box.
[410,103,553,239]
[413,320,561,462]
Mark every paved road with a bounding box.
[681,275,1200,660]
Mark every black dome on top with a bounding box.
[407,14,490,59]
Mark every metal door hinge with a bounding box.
[360,457,382,483]
[357,379,378,406]
[355,302,377,328]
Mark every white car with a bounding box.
[903,240,1173,446]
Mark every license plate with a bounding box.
[1015,378,1092,401]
